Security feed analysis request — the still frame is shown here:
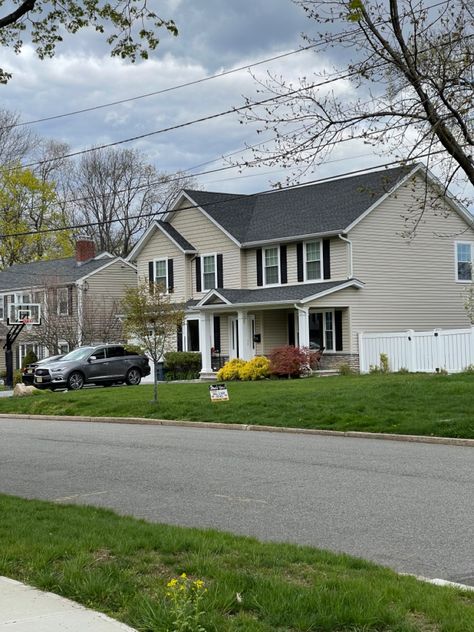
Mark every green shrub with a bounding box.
[239,356,270,381]
[164,352,201,380]
[124,343,145,355]
[338,363,353,376]
[370,353,390,374]
[462,364,474,373]
[216,358,247,381]
[21,350,38,369]
[14,370,23,385]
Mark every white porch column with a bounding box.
[199,311,213,377]
[297,306,310,348]
[237,310,252,360]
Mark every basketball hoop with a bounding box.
[22,317,33,333]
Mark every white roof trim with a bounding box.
[300,279,364,304]
[241,230,341,248]
[193,280,364,310]
[76,257,136,283]
[126,220,197,262]
[196,289,231,307]
[94,251,114,260]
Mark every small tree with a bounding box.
[122,282,184,402]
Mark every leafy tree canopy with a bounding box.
[0,0,178,83]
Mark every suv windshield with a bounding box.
[61,347,94,361]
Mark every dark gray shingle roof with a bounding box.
[203,280,359,305]
[185,165,414,244]
[0,256,111,291]
[157,221,196,252]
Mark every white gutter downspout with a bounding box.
[338,234,353,279]
[77,280,84,346]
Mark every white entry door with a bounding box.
[229,315,256,359]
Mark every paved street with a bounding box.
[0,418,472,584]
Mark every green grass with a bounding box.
[0,373,473,438]
[0,494,472,632]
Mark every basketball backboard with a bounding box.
[8,303,42,326]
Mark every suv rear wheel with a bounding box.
[125,367,141,385]
[67,371,85,390]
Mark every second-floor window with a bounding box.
[154,259,168,290]
[264,247,279,285]
[57,288,69,315]
[305,241,322,280]
[202,254,217,290]
[456,242,473,281]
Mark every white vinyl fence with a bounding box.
[359,327,474,374]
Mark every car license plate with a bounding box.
[27,369,33,374]
[35,377,43,383]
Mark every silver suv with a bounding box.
[34,345,150,391]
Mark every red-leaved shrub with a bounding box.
[268,345,316,378]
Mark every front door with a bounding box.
[229,317,239,358]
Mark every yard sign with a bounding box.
[209,383,229,401]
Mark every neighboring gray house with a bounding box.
[0,239,137,371]
[127,164,474,377]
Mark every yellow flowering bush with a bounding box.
[216,358,246,381]
[216,356,270,381]
[165,572,207,632]
[238,356,270,381]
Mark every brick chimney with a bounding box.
[75,237,96,264]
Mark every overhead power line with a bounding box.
[0,156,442,240]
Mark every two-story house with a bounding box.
[0,238,137,371]
[127,164,474,377]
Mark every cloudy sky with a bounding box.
[0,0,465,198]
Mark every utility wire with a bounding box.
[0,156,442,240]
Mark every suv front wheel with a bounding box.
[67,371,85,390]
[125,367,141,386]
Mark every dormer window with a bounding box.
[305,241,322,281]
[264,247,279,285]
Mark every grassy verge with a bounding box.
[0,373,473,438]
[0,494,472,631]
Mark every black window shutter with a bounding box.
[213,315,221,352]
[256,249,263,286]
[217,254,224,288]
[323,239,331,279]
[280,245,288,284]
[68,286,73,315]
[196,257,202,292]
[3,295,8,320]
[148,261,154,293]
[335,310,343,351]
[288,312,295,346]
[297,242,304,282]
[177,324,183,351]
[167,259,174,292]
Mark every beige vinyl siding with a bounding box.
[82,261,136,343]
[346,174,474,352]
[245,249,258,287]
[135,229,186,301]
[262,310,288,354]
[329,238,349,280]
[171,206,241,295]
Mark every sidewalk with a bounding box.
[0,576,137,631]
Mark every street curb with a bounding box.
[0,413,473,447]
[401,573,474,592]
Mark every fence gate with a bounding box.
[359,327,474,373]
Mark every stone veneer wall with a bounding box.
[320,353,360,372]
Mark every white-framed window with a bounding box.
[154,258,168,291]
[264,246,280,285]
[57,288,69,315]
[0,294,5,321]
[15,293,31,304]
[202,254,217,290]
[455,242,473,282]
[305,240,322,281]
[308,310,335,351]
[58,342,70,355]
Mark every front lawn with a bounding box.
[0,494,472,632]
[0,373,473,438]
